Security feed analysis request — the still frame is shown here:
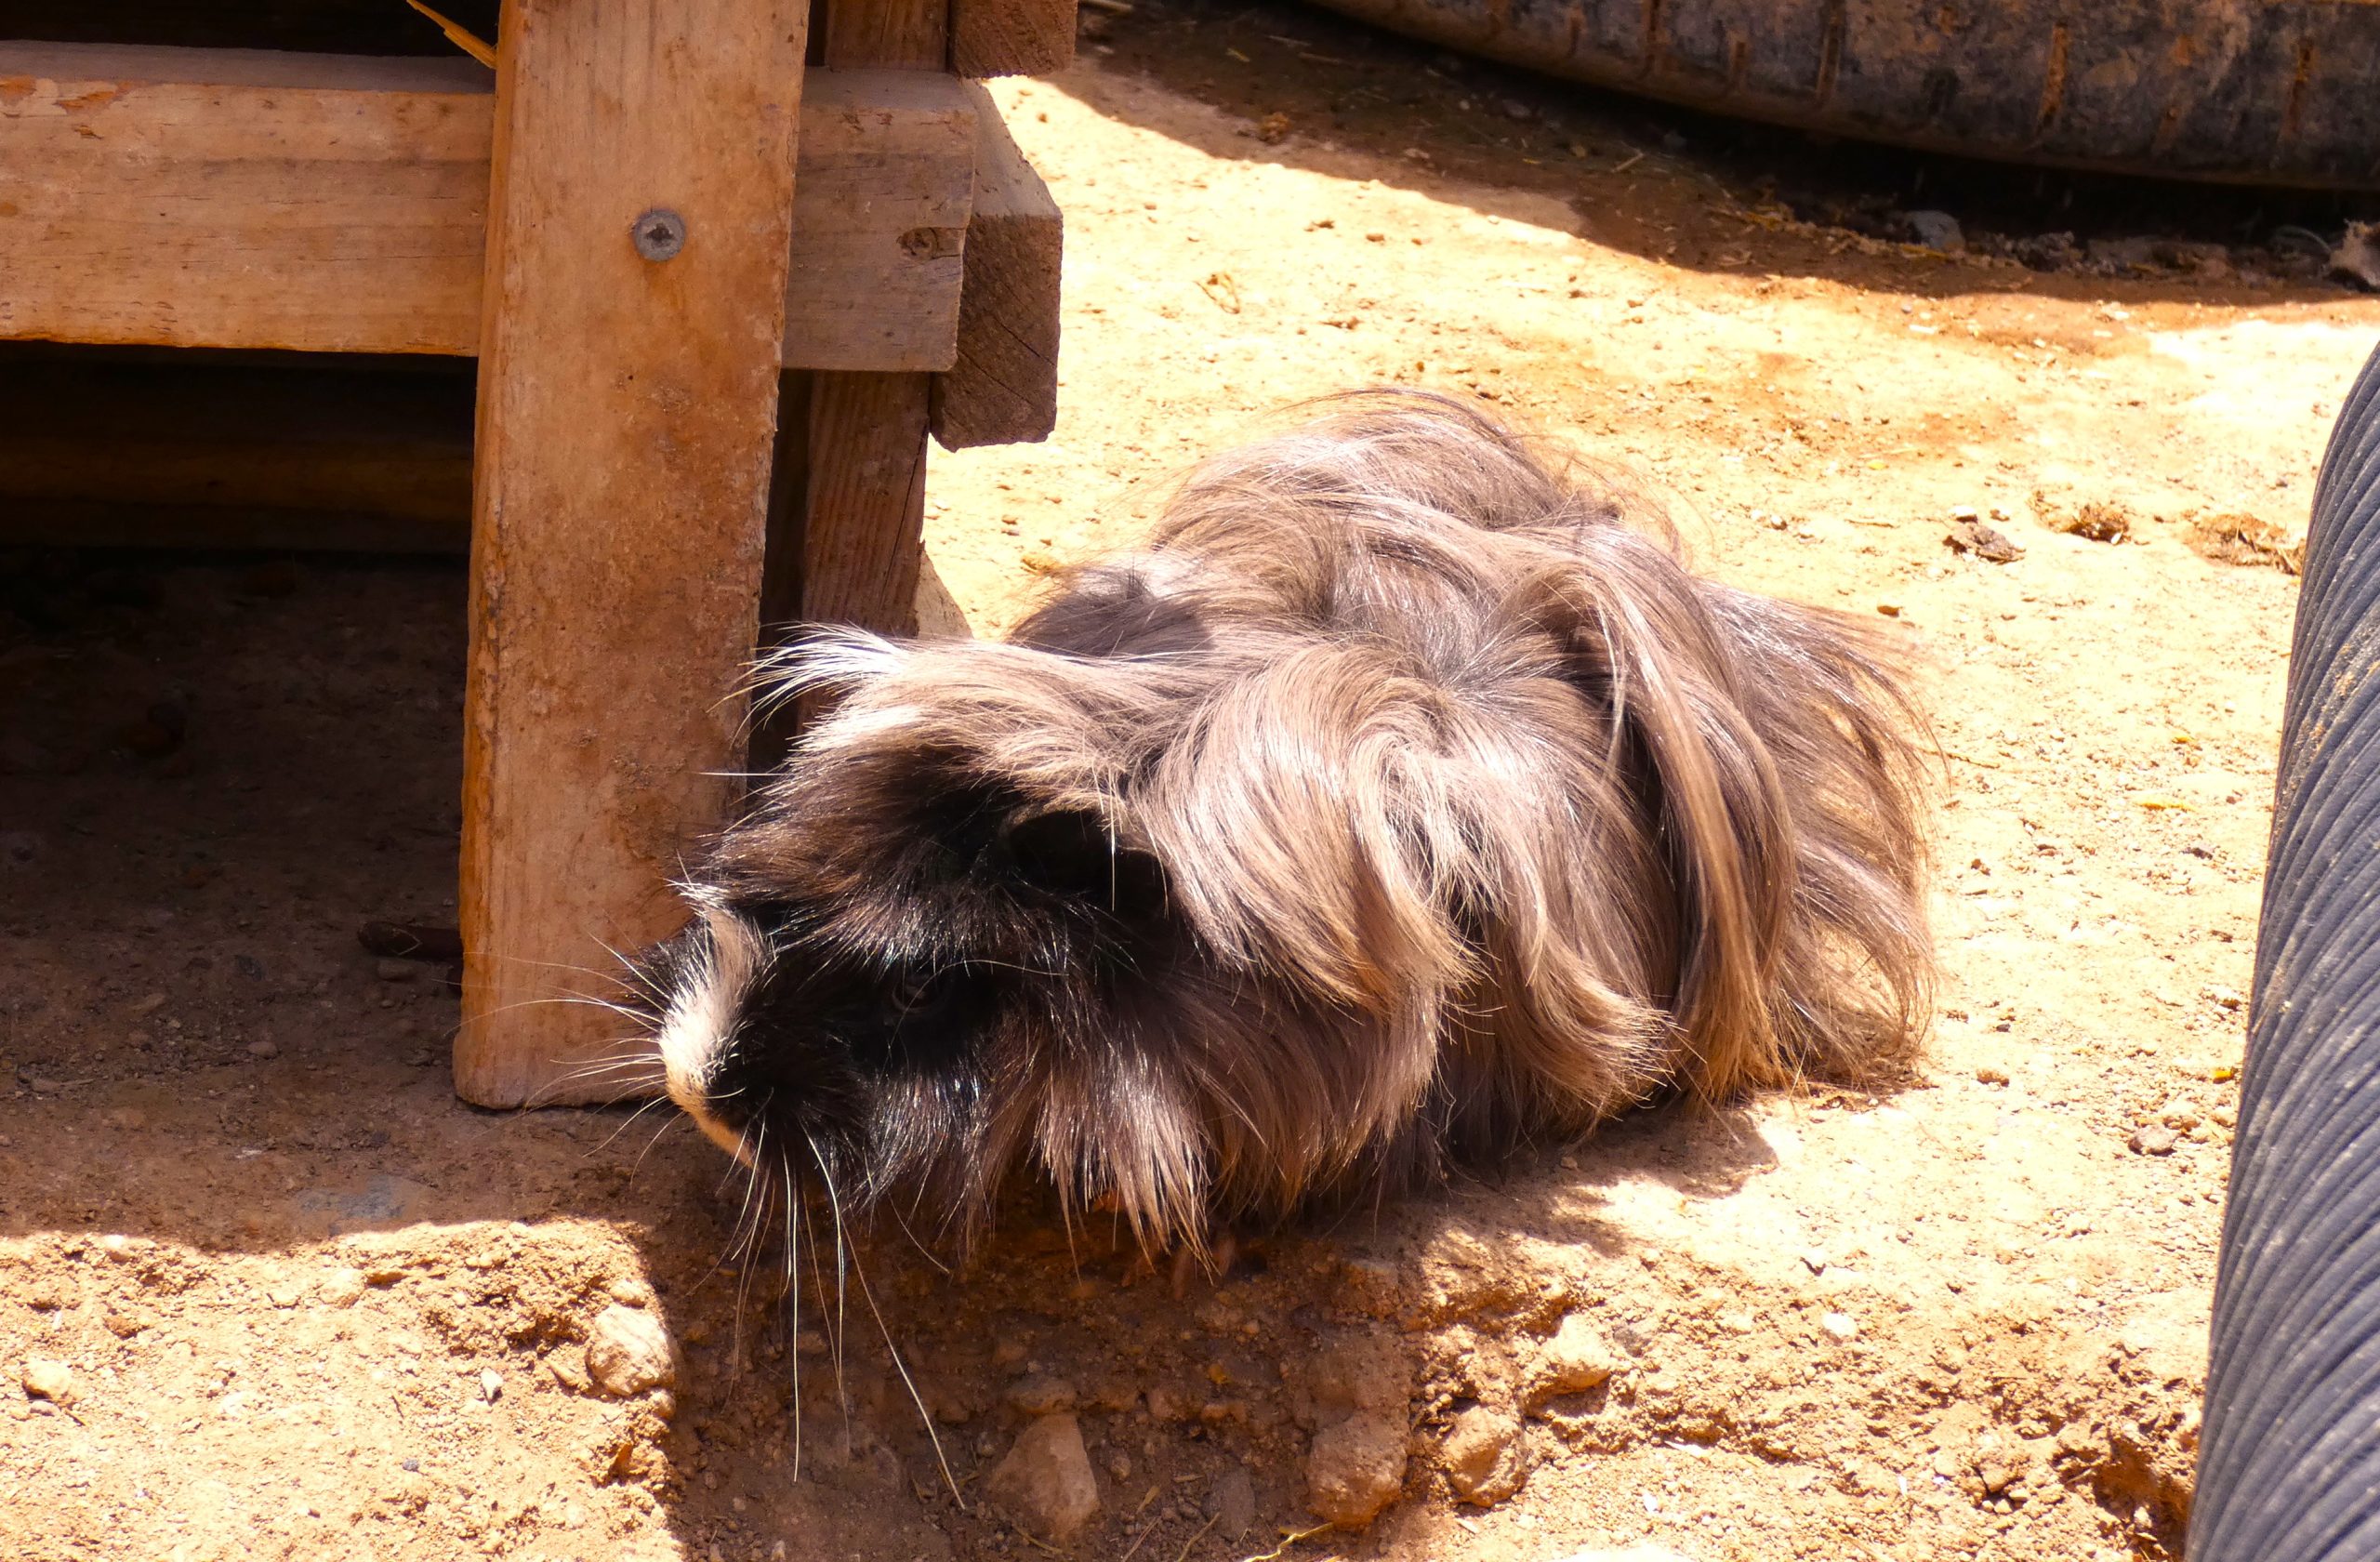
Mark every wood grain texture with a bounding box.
[0,45,972,370]
[800,370,932,633]
[781,71,973,371]
[456,0,808,1107]
[782,0,949,657]
[931,86,1062,449]
[0,352,472,550]
[824,0,947,70]
[949,0,1076,78]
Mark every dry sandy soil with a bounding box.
[7,6,2380,1560]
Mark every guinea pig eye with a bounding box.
[885,964,962,1016]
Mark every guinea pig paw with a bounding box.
[1166,1228,1239,1301]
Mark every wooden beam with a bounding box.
[0,353,472,549]
[772,0,948,665]
[825,0,946,69]
[932,87,1062,449]
[455,0,809,1108]
[801,371,932,632]
[0,44,972,371]
[949,0,1075,79]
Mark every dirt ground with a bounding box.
[7,6,2380,1560]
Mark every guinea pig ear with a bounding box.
[1001,807,1169,920]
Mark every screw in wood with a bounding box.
[631,208,688,262]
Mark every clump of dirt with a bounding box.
[2185,512,2307,574]
[2037,495,2137,545]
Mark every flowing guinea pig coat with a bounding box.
[638,390,1931,1256]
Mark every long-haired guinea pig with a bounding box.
[635,390,1931,1257]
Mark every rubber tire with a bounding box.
[2191,338,2380,1559]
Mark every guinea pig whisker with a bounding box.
[848,1214,964,1508]
[781,1158,805,1484]
[588,1092,676,1157]
[801,1132,853,1426]
[627,1110,690,1182]
[886,1198,953,1277]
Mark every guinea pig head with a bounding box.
[637,631,1203,1249]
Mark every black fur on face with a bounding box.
[640,390,1933,1260]
[644,737,1183,1228]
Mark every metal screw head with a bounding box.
[631,208,687,262]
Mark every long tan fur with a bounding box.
[643,390,1932,1256]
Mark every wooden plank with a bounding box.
[774,0,947,661]
[0,45,972,371]
[825,0,946,69]
[949,0,1075,79]
[781,72,972,372]
[0,353,472,544]
[455,0,808,1108]
[931,86,1062,449]
[800,371,932,632]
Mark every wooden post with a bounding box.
[751,0,949,763]
[455,0,809,1107]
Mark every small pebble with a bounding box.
[1904,209,1965,253]
[245,1039,279,1059]
[2130,1124,2180,1156]
[1440,1405,1528,1503]
[318,1268,368,1308]
[585,1304,675,1397]
[376,960,418,983]
[985,1412,1102,1542]
[481,1370,503,1403]
[22,1360,75,1405]
[1005,1373,1078,1415]
[1976,1066,2010,1086]
[1821,1312,1859,1341]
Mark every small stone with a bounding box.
[1876,602,1903,617]
[1501,99,1533,121]
[245,1039,279,1059]
[985,1412,1102,1542]
[585,1304,675,1397]
[1976,1066,2010,1086]
[1004,1373,1078,1415]
[1305,1410,1408,1528]
[22,1360,75,1406]
[98,1234,142,1264]
[1947,519,2024,563]
[481,1370,503,1403]
[1532,1313,1620,1397]
[267,1282,306,1308]
[1904,210,1965,252]
[604,1277,653,1307]
[1213,1466,1258,1537]
[318,1268,367,1308]
[2328,220,2380,292]
[2130,1124,2179,1156]
[103,1312,149,1339]
[375,959,417,983]
[1441,1405,1528,1503]
[1821,1312,1859,1341]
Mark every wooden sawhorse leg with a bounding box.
[454,0,809,1107]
